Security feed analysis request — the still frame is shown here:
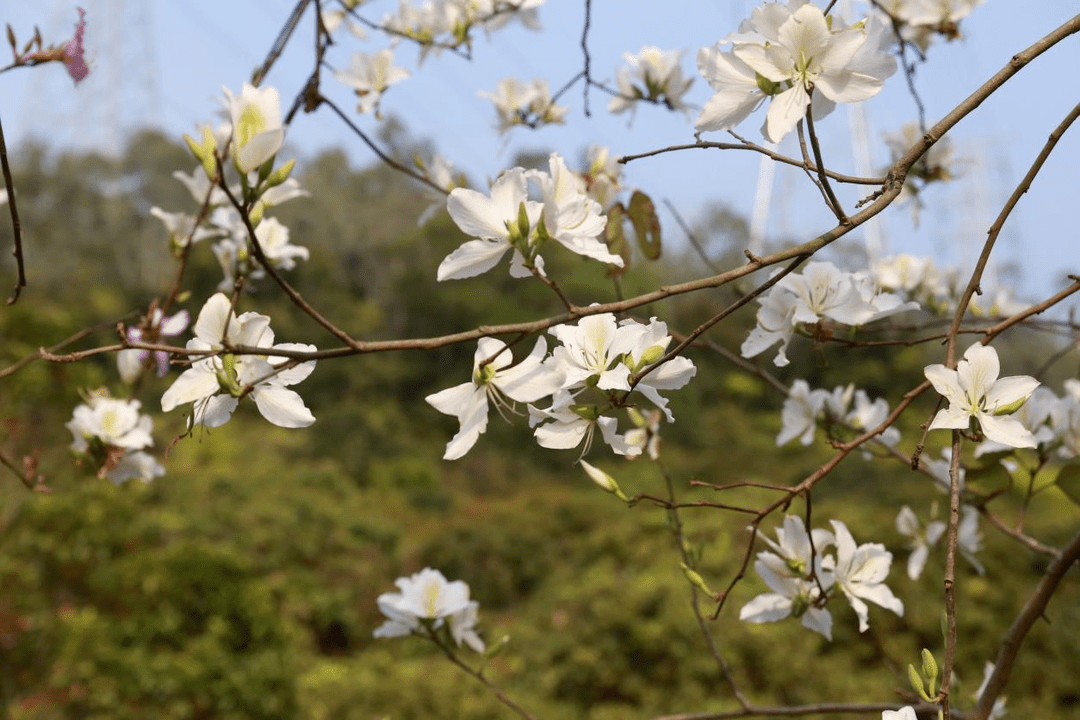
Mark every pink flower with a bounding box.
[63,8,89,84]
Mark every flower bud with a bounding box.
[921,648,939,697]
[580,460,629,502]
[680,562,715,597]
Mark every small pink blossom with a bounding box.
[63,8,89,84]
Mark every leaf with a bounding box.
[604,203,631,277]
[628,191,662,260]
[1053,463,1080,507]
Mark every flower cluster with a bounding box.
[608,46,693,119]
[160,294,317,429]
[776,380,901,453]
[427,313,696,460]
[870,254,1027,317]
[883,122,958,224]
[66,392,165,484]
[576,145,624,210]
[742,260,919,367]
[334,49,410,116]
[437,152,621,280]
[924,342,1039,449]
[696,1,896,143]
[973,380,1080,459]
[896,504,983,579]
[740,515,904,640]
[151,86,310,292]
[380,0,544,61]
[872,0,986,51]
[374,568,485,652]
[479,77,568,134]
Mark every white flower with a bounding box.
[106,450,165,485]
[416,154,462,226]
[150,207,216,249]
[846,389,902,450]
[777,380,827,446]
[222,83,285,173]
[257,177,310,211]
[425,336,563,460]
[742,262,916,367]
[956,504,985,575]
[254,217,309,271]
[66,396,154,452]
[527,153,621,267]
[826,520,904,632]
[439,167,543,280]
[479,77,568,133]
[579,145,622,209]
[975,386,1056,456]
[922,448,966,494]
[896,505,946,580]
[448,601,485,652]
[876,0,986,51]
[172,167,230,206]
[924,343,1040,448]
[621,317,697,421]
[547,314,638,392]
[334,49,410,115]
[740,516,835,640]
[695,45,766,134]
[528,391,641,457]
[160,294,316,428]
[1051,380,1080,459]
[739,565,833,640]
[608,46,693,117]
[374,568,485,651]
[699,2,896,142]
[741,283,798,367]
[66,394,164,484]
[783,261,879,326]
[882,708,917,720]
[624,408,663,460]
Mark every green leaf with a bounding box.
[1053,463,1080,506]
[628,191,662,260]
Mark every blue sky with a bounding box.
[3,1,1078,301]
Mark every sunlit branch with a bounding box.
[946,100,1080,366]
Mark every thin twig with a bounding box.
[428,630,538,720]
[1,112,25,304]
[622,139,885,185]
[320,94,448,194]
[218,171,365,349]
[804,105,847,222]
[654,458,750,708]
[663,198,722,274]
[251,0,312,86]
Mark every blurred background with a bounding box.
[1,2,1079,718]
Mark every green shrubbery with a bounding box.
[2,133,1077,718]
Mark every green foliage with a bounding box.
[2,131,1079,719]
